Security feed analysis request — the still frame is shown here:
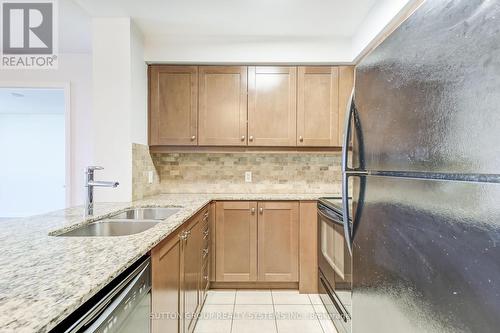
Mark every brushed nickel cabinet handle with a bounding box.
[241,136,245,141]
[299,136,303,142]
[249,136,254,141]
[191,135,196,141]
[259,207,263,214]
[251,207,255,214]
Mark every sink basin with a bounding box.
[109,207,181,221]
[57,220,160,237]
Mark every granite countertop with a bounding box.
[0,193,331,333]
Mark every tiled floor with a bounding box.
[194,289,338,333]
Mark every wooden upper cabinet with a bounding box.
[297,66,340,147]
[248,66,297,146]
[257,201,299,282]
[215,201,258,282]
[198,66,248,146]
[338,66,355,145]
[149,66,198,145]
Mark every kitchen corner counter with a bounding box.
[0,193,332,333]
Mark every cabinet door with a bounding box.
[183,217,203,333]
[257,201,299,282]
[215,201,258,282]
[152,233,181,333]
[199,66,248,146]
[149,65,198,145]
[297,66,339,146]
[248,66,297,146]
[337,66,355,145]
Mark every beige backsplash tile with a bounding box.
[132,143,161,200]
[133,144,342,196]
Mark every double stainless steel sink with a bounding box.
[57,207,181,237]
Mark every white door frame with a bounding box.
[0,82,71,207]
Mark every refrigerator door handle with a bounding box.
[342,88,355,255]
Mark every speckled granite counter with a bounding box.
[0,193,332,333]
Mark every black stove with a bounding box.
[318,197,343,215]
[317,196,352,333]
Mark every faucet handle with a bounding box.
[86,166,104,173]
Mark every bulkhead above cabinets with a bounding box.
[148,65,354,148]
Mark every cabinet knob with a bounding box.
[251,207,255,214]
[249,136,254,142]
[259,207,263,214]
[191,135,196,141]
[299,136,303,142]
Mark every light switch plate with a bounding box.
[245,171,252,183]
[148,171,154,184]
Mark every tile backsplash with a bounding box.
[132,144,161,200]
[132,144,342,196]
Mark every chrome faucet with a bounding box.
[84,166,119,217]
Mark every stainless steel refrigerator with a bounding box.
[342,0,500,332]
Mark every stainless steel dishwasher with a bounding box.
[61,256,151,333]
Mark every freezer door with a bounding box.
[351,175,500,333]
[354,0,500,174]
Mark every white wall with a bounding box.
[91,18,147,202]
[0,113,65,217]
[92,18,132,202]
[130,23,148,145]
[144,35,353,64]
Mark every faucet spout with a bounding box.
[84,166,119,217]
[87,181,119,188]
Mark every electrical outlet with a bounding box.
[245,171,252,183]
[148,171,154,184]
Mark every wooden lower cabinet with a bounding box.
[258,202,299,282]
[151,231,181,333]
[215,201,299,283]
[151,200,316,331]
[151,206,209,333]
[215,201,258,282]
[183,215,203,333]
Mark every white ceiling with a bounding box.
[0,88,65,115]
[76,0,377,39]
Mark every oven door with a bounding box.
[317,204,352,333]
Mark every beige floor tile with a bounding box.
[194,304,234,333]
[205,289,236,305]
[235,289,273,305]
[232,319,277,333]
[233,305,275,320]
[271,290,312,305]
[274,305,323,333]
[232,304,276,333]
[274,304,318,321]
[313,304,338,333]
[308,294,323,305]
